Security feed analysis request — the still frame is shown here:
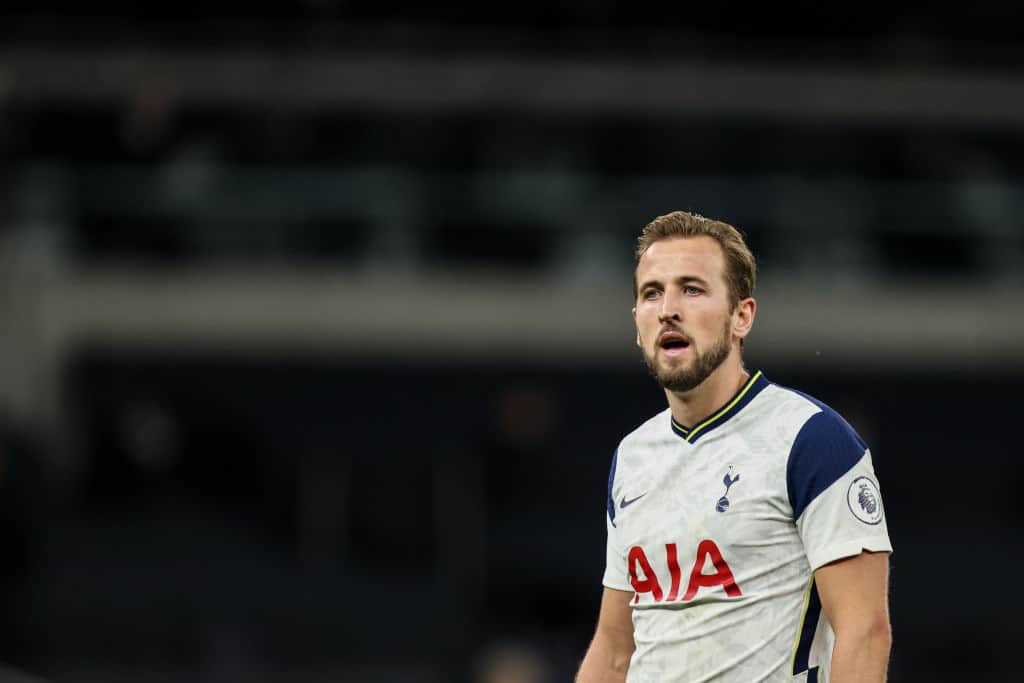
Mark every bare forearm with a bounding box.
[575,634,631,683]
[829,627,891,683]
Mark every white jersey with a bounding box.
[603,371,892,683]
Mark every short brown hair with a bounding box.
[634,211,757,308]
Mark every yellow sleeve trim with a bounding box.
[791,577,816,674]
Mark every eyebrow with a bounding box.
[637,275,711,291]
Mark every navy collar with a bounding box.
[670,371,768,444]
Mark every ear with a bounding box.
[632,306,641,347]
[732,297,757,342]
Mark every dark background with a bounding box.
[0,3,1022,681]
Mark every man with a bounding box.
[576,212,892,682]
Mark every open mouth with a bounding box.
[658,331,691,353]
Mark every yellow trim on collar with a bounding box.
[684,370,763,443]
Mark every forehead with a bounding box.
[636,235,727,284]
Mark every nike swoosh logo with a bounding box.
[620,493,647,509]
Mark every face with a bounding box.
[633,236,746,394]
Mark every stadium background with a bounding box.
[0,3,1022,681]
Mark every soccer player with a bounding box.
[575,212,892,682]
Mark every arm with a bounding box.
[815,550,892,683]
[576,587,635,683]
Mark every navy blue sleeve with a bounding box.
[607,448,619,527]
[786,408,868,519]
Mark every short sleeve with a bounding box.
[787,409,893,571]
[602,515,631,590]
[602,448,632,591]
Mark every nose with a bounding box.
[658,288,683,323]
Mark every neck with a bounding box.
[665,354,749,428]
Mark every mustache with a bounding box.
[656,325,693,345]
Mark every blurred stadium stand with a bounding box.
[0,3,1023,681]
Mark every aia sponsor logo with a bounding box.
[628,539,742,604]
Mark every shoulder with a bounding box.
[616,408,673,458]
[767,382,866,452]
[745,380,860,443]
[771,384,870,518]
[607,408,671,489]
[749,381,825,427]
[606,408,671,524]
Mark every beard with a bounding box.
[642,320,732,394]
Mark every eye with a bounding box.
[684,286,704,296]
[642,288,661,301]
